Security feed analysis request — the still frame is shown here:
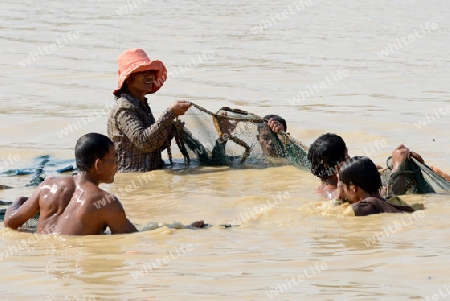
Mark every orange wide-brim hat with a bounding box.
[113,48,167,97]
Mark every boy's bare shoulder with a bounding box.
[84,187,121,210]
[38,176,75,191]
[40,176,74,185]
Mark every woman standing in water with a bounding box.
[107,48,191,172]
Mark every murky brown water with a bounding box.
[1,0,450,300]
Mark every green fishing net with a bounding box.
[382,156,450,196]
[167,103,311,169]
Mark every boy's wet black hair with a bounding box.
[339,156,382,194]
[308,133,347,179]
[75,133,114,172]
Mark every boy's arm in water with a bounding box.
[103,196,138,234]
[4,188,40,229]
[390,146,408,195]
[389,144,449,195]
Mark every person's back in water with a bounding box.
[4,176,76,233]
[4,133,137,235]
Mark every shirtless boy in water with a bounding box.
[4,133,203,235]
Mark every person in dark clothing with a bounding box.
[338,156,414,216]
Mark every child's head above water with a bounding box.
[75,133,115,172]
[339,156,382,202]
[256,115,287,157]
[308,133,348,179]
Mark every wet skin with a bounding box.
[4,146,137,235]
[4,146,205,234]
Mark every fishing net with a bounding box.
[381,156,450,196]
[167,103,311,169]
